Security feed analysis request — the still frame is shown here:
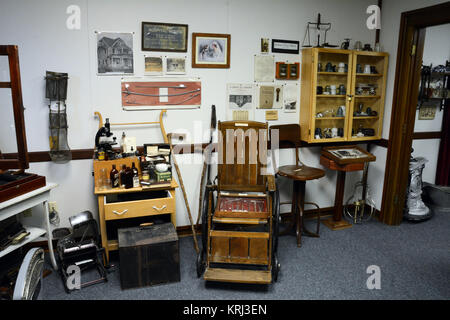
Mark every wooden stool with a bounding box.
[270,124,325,247]
[277,165,325,247]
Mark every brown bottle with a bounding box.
[124,166,133,189]
[110,164,119,188]
[120,164,127,188]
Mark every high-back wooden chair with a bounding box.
[197,120,280,284]
[269,123,325,247]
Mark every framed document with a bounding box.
[142,22,188,52]
[271,39,300,54]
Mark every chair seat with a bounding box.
[277,165,325,181]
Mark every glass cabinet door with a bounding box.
[348,51,388,141]
[312,49,353,142]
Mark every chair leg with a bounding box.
[304,201,321,238]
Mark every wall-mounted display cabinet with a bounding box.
[300,48,388,143]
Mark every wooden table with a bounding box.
[0,183,58,269]
[320,146,376,230]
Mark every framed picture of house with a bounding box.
[96,31,134,75]
[142,22,188,52]
[192,33,231,68]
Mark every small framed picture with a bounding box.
[144,55,163,75]
[261,38,269,53]
[166,56,187,75]
[142,22,188,52]
[192,33,231,68]
[271,39,300,54]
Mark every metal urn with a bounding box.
[404,156,432,221]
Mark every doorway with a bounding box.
[380,2,450,225]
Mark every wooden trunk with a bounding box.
[118,222,180,289]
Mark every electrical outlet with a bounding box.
[48,201,57,213]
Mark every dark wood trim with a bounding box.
[380,2,450,226]
[2,140,388,163]
[412,131,442,140]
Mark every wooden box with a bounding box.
[118,222,180,289]
[0,172,46,203]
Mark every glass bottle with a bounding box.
[131,162,140,188]
[110,164,119,188]
[124,166,133,189]
[120,164,127,188]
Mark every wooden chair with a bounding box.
[269,124,325,247]
[197,120,280,284]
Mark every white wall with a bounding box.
[1,0,380,229]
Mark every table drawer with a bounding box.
[104,191,174,221]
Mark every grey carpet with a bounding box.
[39,209,450,300]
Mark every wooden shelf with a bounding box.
[354,95,381,99]
[352,116,379,120]
[95,180,178,195]
[356,73,383,77]
[315,117,346,120]
[318,72,348,75]
[316,94,346,98]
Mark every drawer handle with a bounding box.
[112,209,128,216]
[152,205,167,212]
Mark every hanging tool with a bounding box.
[301,13,337,48]
[166,132,200,254]
[196,105,217,225]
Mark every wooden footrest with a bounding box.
[212,217,268,225]
[204,267,272,284]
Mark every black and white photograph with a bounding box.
[166,56,186,74]
[97,32,134,75]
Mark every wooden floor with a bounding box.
[203,267,272,284]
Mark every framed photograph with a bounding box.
[142,22,188,52]
[97,31,134,75]
[226,83,254,120]
[418,104,437,120]
[166,56,187,75]
[144,55,163,75]
[271,39,300,54]
[192,33,231,68]
[261,38,269,53]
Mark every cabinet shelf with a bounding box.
[315,117,345,120]
[318,72,348,76]
[356,73,383,77]
[354,95,381,99]
[352,116,379,120]
[316,95,346,98]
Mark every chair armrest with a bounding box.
[267,175,276,192]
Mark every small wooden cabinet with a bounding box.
[300,48,388,143]
[93,158,178,263]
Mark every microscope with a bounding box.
[94,118,118,160]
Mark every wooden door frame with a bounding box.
[380,1,450,225]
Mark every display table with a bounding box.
[0,183,58,269]
[320,146,376,230]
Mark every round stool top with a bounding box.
[277,165,325,181]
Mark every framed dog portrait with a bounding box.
[192,33,230,68]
